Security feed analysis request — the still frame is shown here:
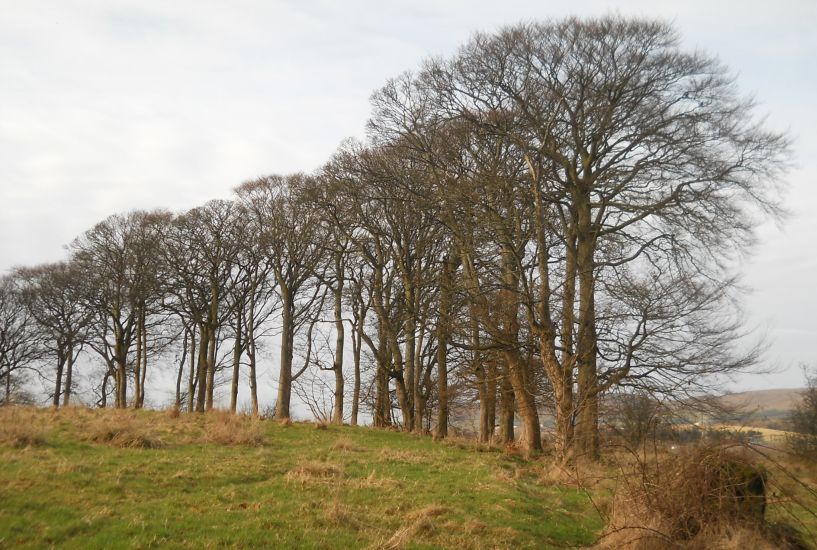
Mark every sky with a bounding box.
[1,0,815,396]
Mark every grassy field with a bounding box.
[0,407,602,549]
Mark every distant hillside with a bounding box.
[717,388,805,413]
[713,388,806,429]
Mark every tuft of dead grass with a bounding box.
[330,437,363,453]
[353,470,401,490]
[0,406,48,448]
[379,447,429,464]
[284,460,343,484]
[84,412,164,449]
[201,411,265,446]
[373,505,448,550]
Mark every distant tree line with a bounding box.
[0,17,789,459]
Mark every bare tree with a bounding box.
[15,262,92,407]
[71,211,169,408]
[370,16,789,457]
[236,174,326,420]
[0,275,42,404]
[161,201,241,412]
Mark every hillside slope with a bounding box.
[0,407,601,549]
[717,388,805,413]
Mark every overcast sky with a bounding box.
[1,0,815,394]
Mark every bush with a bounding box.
[601,444,780,548]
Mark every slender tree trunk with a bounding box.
[351,316,362,426]
[196,323,208,413]
[230,320,242,413]
[187,327,196,413]
[134,311,142,408]
[63,344,75,406]
[112,318,128,409]
[53,352,65,408]
[332,280,345,424]
[246,302,259,416]
[275,292,294,420]
[100,368,110,408]
[404,313,416,431]
[139,307,147,408]
[175,329,188,410]
[434,254,454,440]
[248,341,259,416]
[205,324,216,411]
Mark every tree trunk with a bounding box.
[53,352,65,408]
[500,247,542,453]
[134,313,142,409]
[187,327,196,413]
[434,254,454,440]
[196,323,208,413]
[351,316,362,426]
[574,193,600,459]
[115,346,127,409]
[230,320,242,413]
[138,307,148,408]
[175,329,187,410]
[246,302,259,417]
[205,324,217,412]
[63,344,75,407]
[100,368,110,408]
[332,281,345,424]
[275,292,294,420]
[373,320,391,427]
[498,365,515,444]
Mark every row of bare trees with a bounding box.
[0,17,788,459]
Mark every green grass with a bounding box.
[0,408,602,549]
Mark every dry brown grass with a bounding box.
[330,437,363,453]
[0,407,47,448]
[353,470,401,491]
[0,405,268,449]
[378,447,430,464]
[598,443,810,549]
[200,410,265,446]
[83,410,164,449]
[284,459,343,484]
[373,505,448,550]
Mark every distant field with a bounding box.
[0,407,602,549]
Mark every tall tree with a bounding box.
[71,210,169,408]
[16,262,92,407]
[370,16,789,457]
[0,275,42,404]
[236,174,326,420]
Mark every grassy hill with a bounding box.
[0,407,602,549]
